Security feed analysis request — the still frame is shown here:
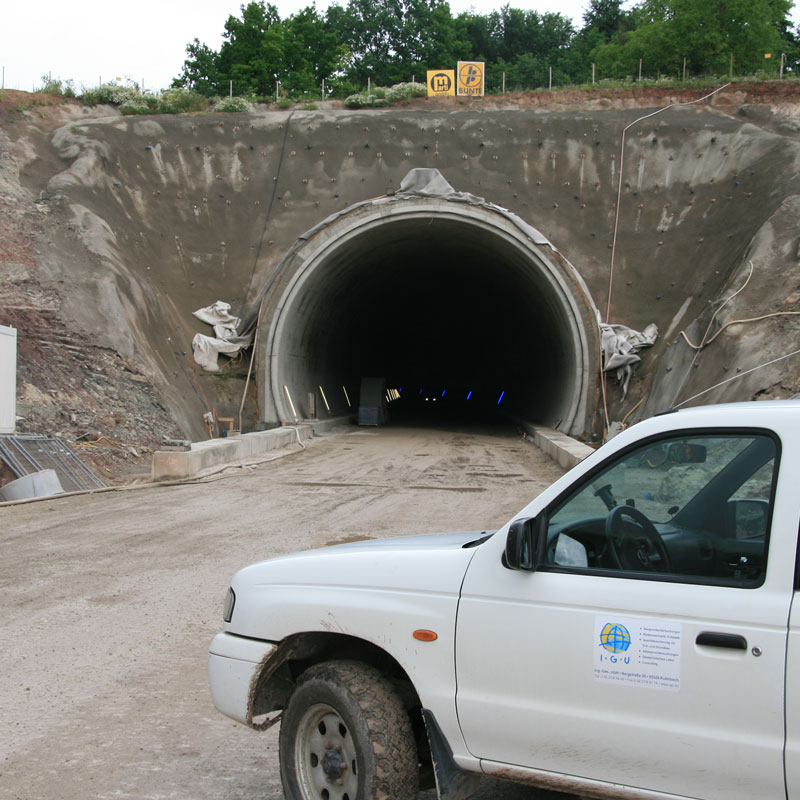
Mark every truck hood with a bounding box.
[226,530,494,639]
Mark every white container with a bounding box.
[0,469,64,502]
[0,324,17,434]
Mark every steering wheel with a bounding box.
[605,505,672,573]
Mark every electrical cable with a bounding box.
[600,83,731,439]
[680,311,800,350]
[606,82,731,322]
[674,347,800,408]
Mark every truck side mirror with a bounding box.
[505,517,539,571]
[726,498,769,540]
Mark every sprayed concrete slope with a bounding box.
[3,88,800,446]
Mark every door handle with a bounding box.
[696,631,747,650]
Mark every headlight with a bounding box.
[222,587,236,623]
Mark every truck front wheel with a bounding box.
[279,660,417,800]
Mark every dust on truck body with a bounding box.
[209,400,800,800]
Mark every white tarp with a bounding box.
[191,301,252,372]
[600,321,658,396]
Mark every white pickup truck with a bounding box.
[208,400,800,800]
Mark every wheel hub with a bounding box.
[321,749,346,780]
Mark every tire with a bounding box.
[279,660,418,800]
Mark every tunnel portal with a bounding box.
[258,193,600,437]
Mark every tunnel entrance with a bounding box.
[256,190,600,437]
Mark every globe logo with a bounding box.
[600,623,631,653]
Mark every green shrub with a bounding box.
[277,97,293,108]
[110,86,143,105]
[299,102,318,110]
[345,81,426,108]
[80,84,137,106]
[158,88,208,113]
[78,87,104,106]
[344,90,388,108]
[213,96,254,112]
[37,75,77,98]
[80,84,207,114]
[120,101,152,115]
[39,76,63,95]
[385,81,427,102]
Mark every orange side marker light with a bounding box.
[413,629,438,642]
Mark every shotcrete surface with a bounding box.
[2,85,799,473]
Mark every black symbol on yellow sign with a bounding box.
[430,72,452,92]
[459,63,482,87]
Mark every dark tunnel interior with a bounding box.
[272,215,586,429]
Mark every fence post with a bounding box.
[592,62,596,84]
[322,78,325,99]
[368,77,371,92]
[549,66,552,90]
[781,52,785,78]
[502,71,505,93]
[729,53,733,78]
[229,80,233,97]
[682,57,686,81]
[275,80,279,102]
[639,58,642,81]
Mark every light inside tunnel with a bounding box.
[265,204,597,434]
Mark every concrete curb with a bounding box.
[150,417,593,482]
[523,424,595,471]
[151,417,352,481]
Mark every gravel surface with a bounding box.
[1,422,577,800]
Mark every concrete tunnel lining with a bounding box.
[257,196,601,436]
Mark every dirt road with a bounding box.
[1,422,573,800]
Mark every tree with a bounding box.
[283,6,348,94]
[173,39,222,95]
[666,0,792,75]
[582,0,625,39]
[216,2,286,96]
[172,0,797,97]
[585,0,794,80]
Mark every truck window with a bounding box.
[544,432,778,587]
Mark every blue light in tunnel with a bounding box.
[497,391,505,405]
[466,391,472,400]
[441,389,446,397]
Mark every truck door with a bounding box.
[456,430,791,800]
[785,588,800,796]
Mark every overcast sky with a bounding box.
[4,0,798,94]
[4,0,625,93]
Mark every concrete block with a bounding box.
[151,418,350,481]
[526,425,595,471]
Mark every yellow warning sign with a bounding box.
[427,70,455,97]
[457,61,484,96]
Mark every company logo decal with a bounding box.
[599,622,631,653]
